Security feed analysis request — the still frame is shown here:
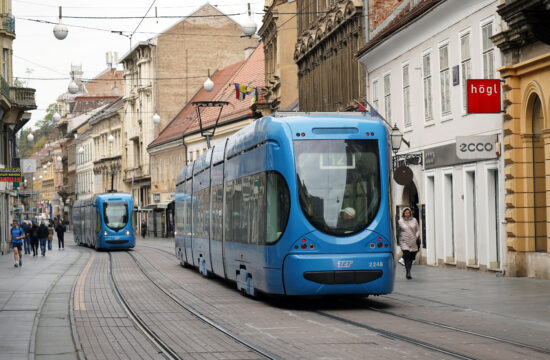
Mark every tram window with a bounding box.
[225,182,234,243]
[295,140,380,236]
[103,202,129,231]
[211,185,223,242]
[266,172,290,244]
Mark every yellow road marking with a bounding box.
[74,253,95,311]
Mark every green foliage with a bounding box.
[19,102,61,158]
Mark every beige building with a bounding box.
[0,0,36,253]
[492,0,550,278]
[120,4,258,210]
[90,98,125,194]
[147,44,265,236]
[258,0,298,112]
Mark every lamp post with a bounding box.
[107,134,118,192]
[390,124,403,155]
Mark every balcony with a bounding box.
[1,14,15,35]
[10,86,36,109]
[128,125,140,140]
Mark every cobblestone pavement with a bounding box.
[1,233,549,360]
[136,237,550,359]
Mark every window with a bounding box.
[439,44,451,115]
[103,202,129,231]
[2,49,8,80]
[423,53,433,121]
[383,74,391,122]
[372,80,379,111]
[461,32,472,112]
[402,65,411,127]
[482,22,494,79]
[295,139,381,236]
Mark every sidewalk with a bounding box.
[0,233,88,360]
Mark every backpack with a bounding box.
[32,226,39,238]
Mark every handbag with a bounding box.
[404,219,420,249]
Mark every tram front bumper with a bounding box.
[283,252,395,296]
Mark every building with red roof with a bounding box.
[147,43,264,207]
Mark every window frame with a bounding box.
[402,62,411,129]
[422,49,433,123]
[438,40,452,118]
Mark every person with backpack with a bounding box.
[10,219,25,267]
[30,219,39,256]
[38,220,49,256]
[55,219,66,250]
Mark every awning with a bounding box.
[145,201,172,210]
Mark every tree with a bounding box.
[19,102,61,158]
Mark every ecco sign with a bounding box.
[456,136,497,160]
[467,79,501,113]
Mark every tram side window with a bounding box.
[96,209,101,233]
[224,182,234,243]
[267,172,290,244]
[211,184,223,242]
[232,180,244,243]
[193,187,209,240]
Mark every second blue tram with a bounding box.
[73,193,135,250]
[175,113,394,296]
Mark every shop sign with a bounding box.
[424,144,472,170]
[0,168,22,182]
[467,79,501,113]
[456,136,497,160]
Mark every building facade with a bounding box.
[357,0,506,272]
[147,44,265,237]
[258,0,299,112]
[492,0,550,278]
[0,0,36,253]
[294,0,365,111]
[120,4,258,211]
[90,98,124,194]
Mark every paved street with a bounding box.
[1,232,549,359]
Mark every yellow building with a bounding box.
[493,0,550,278]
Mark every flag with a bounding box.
[235,83,245,100]
[251,88,257,105]
[354,99,367,111]
[235,83,253,100]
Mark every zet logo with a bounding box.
[337,260,353,268]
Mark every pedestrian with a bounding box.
[30,219,39,256]
[141,219,147,239]
[55,220,66,250]
[398,207,420,280]
[47,220,54,251]
[38,220,49,256]
[22,220,31,254]
[10,219,25,267]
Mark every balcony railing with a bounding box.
[1,14,15,34]
[10,86,36,109]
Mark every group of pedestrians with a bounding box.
[9,218,66,267]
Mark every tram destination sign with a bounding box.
[0,168,22,182]
[467,79,501,113]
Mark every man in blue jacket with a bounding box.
[10,219,25,267]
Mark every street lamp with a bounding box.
[242,3,257,37]
[390,124,403,154]
[43,164,47,169]
[203,69,214,92]
[68,80,78,94]
[78,146,84,154]
[56,155,62,162]
[108,134,114,143]
[53,112,61,122]
[47,161,51,167]
[152,113,160,124]
[27,133,34,142]
[53,6,68,40]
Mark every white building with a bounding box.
[358,0,505,272]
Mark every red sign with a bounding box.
[467,79,501,113]
[0,176,21,182]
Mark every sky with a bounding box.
[12,0,265,130]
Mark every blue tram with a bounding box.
[73,193,135,250]
[175,113,394,296]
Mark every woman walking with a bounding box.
[398,207,420,280]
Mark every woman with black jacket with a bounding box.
[38,220,49,256]
[30,220,40,256]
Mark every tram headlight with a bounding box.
[126,230,130,235]
[104,231,108,236]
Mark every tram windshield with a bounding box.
[103,202,129,231]
[295,139,381,236]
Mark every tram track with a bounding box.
[140,244,550,359]
[108,251,277,360]
[108,252,181,360]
